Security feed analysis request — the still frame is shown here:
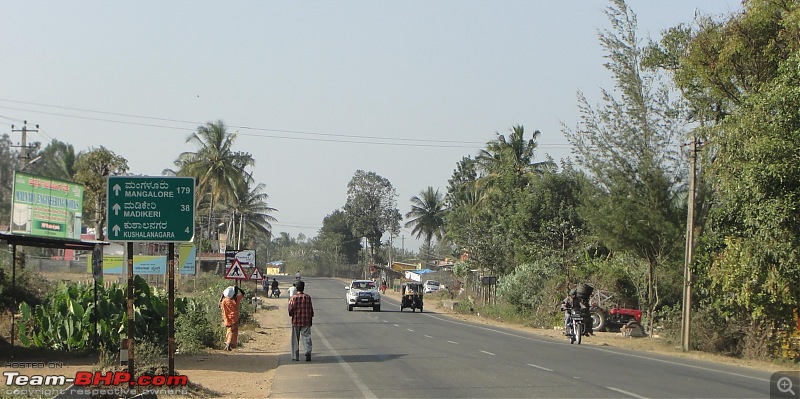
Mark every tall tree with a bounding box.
[476,125,551,193]
[668,0,800,355]
[73,147,129,240]
[318,209,362,265]
[0,134,17,226]
[563,0,685,333]
[24,139,77,181]
[708,52,800,352]
[173,120,255,246]
[404,187,448,260]
[343,170,401,264]
[225,178,278,249]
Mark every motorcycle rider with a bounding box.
[560,289,578,335]
[561,287,593,336]
[270,278,279,298]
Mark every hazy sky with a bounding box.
[2,1,741,252]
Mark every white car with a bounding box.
[424,280,441,294]
[345,280,381,311]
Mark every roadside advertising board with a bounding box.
[11,172,84,239]
[87,243,196,275]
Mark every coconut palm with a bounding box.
[476,125,552,186]
[172,120,255,242]
[225,178,278,249]
[404,187,448,260]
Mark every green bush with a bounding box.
[497,257,561,313]
[17,276,188,353]
[176,297,222,354]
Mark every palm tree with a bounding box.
[173,120,255,244]
[404,187,448,261]
[476,125,551,184]
[225,179,278,249]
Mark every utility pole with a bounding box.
[681,133,699,352]
[401,235,405,259]
[11,121,39,170]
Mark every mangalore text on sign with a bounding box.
[106,176,195,242]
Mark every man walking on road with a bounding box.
[288,280,314,361]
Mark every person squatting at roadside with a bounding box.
[288,280,314,361]
[219,285,246,351]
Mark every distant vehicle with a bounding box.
[345,280,381,312]
[423,280,440,294]
[400,282,424,312]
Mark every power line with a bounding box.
[0,99,485,145]
[0,99,573,149]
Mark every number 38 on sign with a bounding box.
[106,176,195,242]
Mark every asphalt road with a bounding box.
[269,277,776,398]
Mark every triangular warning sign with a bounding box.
[225,259,248,280]
[249,267,264,281]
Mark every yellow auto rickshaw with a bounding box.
[400,282,424,312]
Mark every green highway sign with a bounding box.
[106,176,195,242]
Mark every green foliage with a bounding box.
[497,257,561,313]
[0,260,50,315]
[318,210,362,265]
[175,297,222,354]
[343,170,401,263]
[404,187,448,255]
[0,134,18,224]
[17,276,189,353]
[72,146,129,240]
[23,139,78,180]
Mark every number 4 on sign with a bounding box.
[225,259,248,280]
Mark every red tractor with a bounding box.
[588,290,646,337]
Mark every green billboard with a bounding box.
[10,172,84,239]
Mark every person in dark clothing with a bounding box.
[288,280,314,361]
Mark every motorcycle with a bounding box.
[271,288,281,298]
[566,308,586,345]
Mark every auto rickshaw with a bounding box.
[400,282,424,312]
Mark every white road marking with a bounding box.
[407,329,414,332]
[447,340,459,344]
[393,324,400,327]
[479,350,495,356]
[424,335,433,338]
[606,386,648,399]
[317,326,376,399]
[585,346,770,382]
[425,313,769,382]
[527,364,552,372]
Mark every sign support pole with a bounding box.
[127,242,135,377]
[168,242,175,376]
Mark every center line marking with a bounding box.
[407,329,414,332]
[480,350,495,356]
[447,340,459,344]
[393,324,400,327]
[606,386,648,399]
[424,335,433,338]
[527,364,553,372]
